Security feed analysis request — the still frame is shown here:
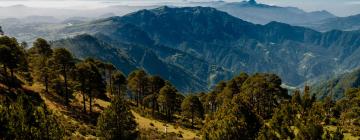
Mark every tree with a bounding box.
[0,36,25,87]
[29,38,53,93]
[260,103,295,139]
[146,75,165,116]
[337,88,360,136]
[112,71,127,96]
[127,70,148,107]
[181,95,204,128]
[0,45,12,86]
[52,48,75,105]
[240,73,289,119]
[202,96,262,140]
[0,94,64,139]
[97,95,138,140]
[75,60,106,113]
[105,63,116,95]
[157,82,178,122]
[206,91,217,113]
[75,62,91,113]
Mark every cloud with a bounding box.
[345,1,360,5]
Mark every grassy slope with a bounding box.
[25,83,200,139]
[21,83,359,140]
[132,110,200,139]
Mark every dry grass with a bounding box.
[24,83,201,139]
[24,83,99,138]
[132,111,200,140]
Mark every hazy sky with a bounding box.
[0,0,359,16]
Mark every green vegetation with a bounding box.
[97,94,138,139]
[0,35,359,140]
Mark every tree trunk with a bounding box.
[191,110,194,128]
[82,83,86,113]
[83,92,86,113]
[2,65,6,78]
[152,96,156,117]
[10,68,14,86]
[137,91,139,107]
[89,91,93,114]
[3,65,9,90]
[45,75,49,93]
[63,65,69,105]
[109,69,112,95]
[118,84,121,96]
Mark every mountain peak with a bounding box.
[248,0,257,5]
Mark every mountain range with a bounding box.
[1,1,360,95]
[212,0,336,25]
[46,6,360,94]
[2,0,360,44]
[303,14,360,32]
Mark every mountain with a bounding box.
[312,68,360,99]
[212,0,336,25]
[303,14,360,32]
[51,6,360,94]
[51,34,211,92]
[0,1,339,43]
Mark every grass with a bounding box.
[132,110,200,140]
[26,83,200,139]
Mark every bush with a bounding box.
[329,118,338,125]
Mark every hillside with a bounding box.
[51,34,210,92]
[312,68,360,99]
[1,35,359,139]
[304,14,360,32]
[50,6,360,95]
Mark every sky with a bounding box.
[0,0,359,16]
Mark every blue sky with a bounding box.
[0,0,359,16]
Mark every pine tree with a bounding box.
[52,48,75,105]
[112,71,127,96]
[181,95,204,128]
[157,82,178,122]
[75,60,106,113]
[127,70,148,107]
[202,96,262,140]
[0,36,25,87]
[147,75,165,117]
[105,63,116,95]
[29,38,53,93]
[97,94,138,140]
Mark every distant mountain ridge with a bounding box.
[213,0,336,25]
[303,14,360,32]
[49,6,360,95]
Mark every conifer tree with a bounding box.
[30,38,53,93]
[181,95,204,128]
[157,82,178,122]
[127,70,148,107]
[52,48,75,105]
[112,71,127,96]
[97,94,138,140]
